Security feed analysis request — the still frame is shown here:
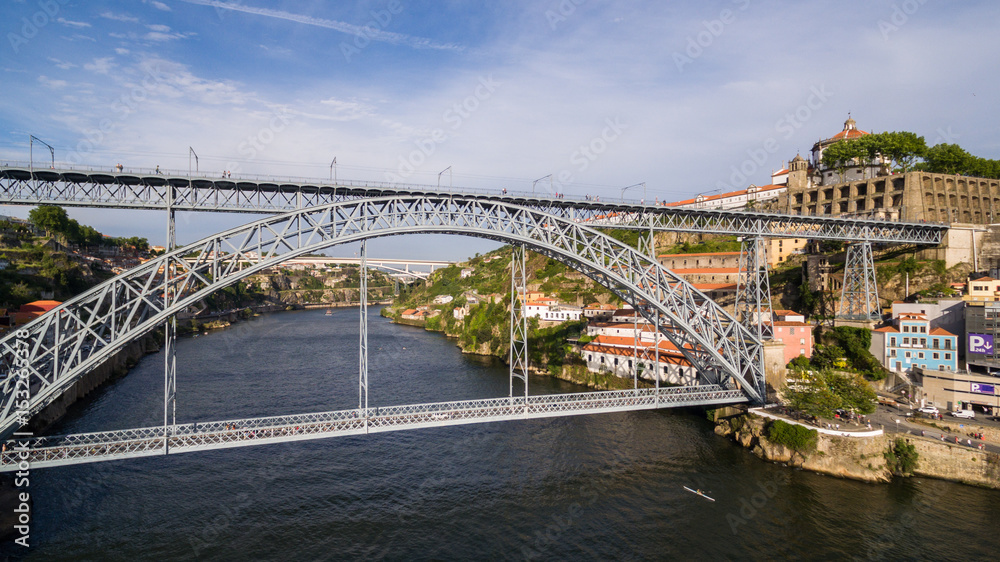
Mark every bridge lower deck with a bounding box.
[0,386,745,471]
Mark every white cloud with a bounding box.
[83,57,116,75]
[115,48,131,55]
[317,98,376,121]
[179,0,463,52]
[144,31,188,42]
[38,75,68,89]
[101,12,140,23]
[48,57,77,70]
[57,18,91,29]
[147,24,172,33]
[147,0,172,11]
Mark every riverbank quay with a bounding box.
[714,408,1000,489]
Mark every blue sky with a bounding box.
[2,0,998,261]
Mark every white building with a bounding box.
[582,335,698,385]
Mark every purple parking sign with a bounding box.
[969,333,994,354]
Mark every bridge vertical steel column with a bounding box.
[736,236,773,339]
[638,216,656,261]
[359,240,369,431]
[837,241,881,320]
[163,182,177,451]
[508,245,529,404]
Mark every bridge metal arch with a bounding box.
[0,195,764,440]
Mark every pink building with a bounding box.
[770,310,813,364]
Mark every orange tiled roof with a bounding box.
[874,326,899,333]
[773,321,812,327]
[691,283,739,290]
[582,342,693,366]
[930,327,956,336]
[671,267,743,274]
[658,251,742,258]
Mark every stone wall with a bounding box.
[715,413,1000,489]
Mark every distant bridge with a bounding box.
[281,256,456,281]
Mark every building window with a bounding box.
[945,340,952,350]
[890,350,896,357]
[939,365,945,371]
[799,338,805,345]
[903,337,909,345]
[890,337,896,346]
[945,353,951,360]
[790,327,795,335]
[920,326,926,333]
[933,352,939,359]
[918,352,924,359]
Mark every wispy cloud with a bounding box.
[179,0,463,52]
[38,75,68,89]
[57,18,91,29]
[101,12,140,23]
[83,57,116,75]
[48,57,77,70]
[145,0,172,12]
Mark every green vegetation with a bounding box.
[664,236,741,255]
[28,205,149,250]
[884,438,919,476]
[766,419,818,454]
[528,319,586,372]
[821,131,927,180]
[784,370,876,418]
[916,143,1000,179]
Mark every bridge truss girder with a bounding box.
[0,195,767,440]
[0,168,946,244]
[837,242,881,321]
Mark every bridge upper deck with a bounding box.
[0,165,947,244]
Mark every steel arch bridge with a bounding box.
[0,195,764,468]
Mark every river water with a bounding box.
[4,307,1000,561]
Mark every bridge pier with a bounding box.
[163,186,177,452]
[359,240,369,431]
[509,245,528,405]
[837,241,881,321]
[736,236,773,340]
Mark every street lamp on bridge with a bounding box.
[621,182,646,203]
[330,157,337,183]
[29,135,55,179]
[438,165,452,189]
[189,147,199,176]
[532,174,552,195]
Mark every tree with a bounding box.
[28,205,69,235]
[881,131,926,173]
[921,143,971,175]
[825,372,876,414]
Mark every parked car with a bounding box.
[917,405,939,415]
[950,409,975,419]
